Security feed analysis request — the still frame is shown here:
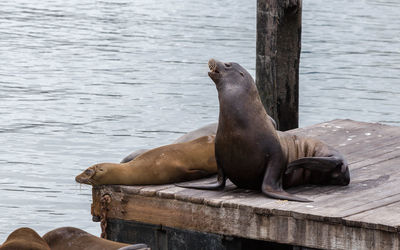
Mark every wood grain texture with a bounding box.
[256,0,302,130]
[91,120,400,250]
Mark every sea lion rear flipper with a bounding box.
[285,157,342,174]
[262,156,311,202]
[175,166,226,190]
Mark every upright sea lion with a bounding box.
[177,59,349,202]
[76,135,217,186]
[0,227,50,250]
[43,227,148,250]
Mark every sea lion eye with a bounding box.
[224,63,232,67]
[240,72,244,76]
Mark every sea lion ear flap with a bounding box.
[285,157,342,174]
[118,243,150,250]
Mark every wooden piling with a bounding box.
[256,0,302,131]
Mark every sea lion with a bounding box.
[177,59,349,202]
[76,135,217,185]
[121,118,276,163]
[0,227,50,250]
[43,227,148,250]
[120,123,218,163]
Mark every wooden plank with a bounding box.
[226,155,400,230]
[345,201,400,232]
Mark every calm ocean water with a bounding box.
[0,0,399,241]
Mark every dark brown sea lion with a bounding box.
[177,59,349,202]
[0,227,50,250]
[43,227,148,250]
[76,135,217,185]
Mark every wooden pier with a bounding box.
[90,119,400,250]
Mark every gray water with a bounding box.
[0,0,399,242]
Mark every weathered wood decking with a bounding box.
[91,120,400,250]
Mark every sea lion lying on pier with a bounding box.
[120,118,276,163]
[76,135,217,185]
[43,227,148,250]
[120,123,218,163]
[176,59,350,202]
[0,227,50,250]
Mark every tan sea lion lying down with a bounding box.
[76,135,217,186]
[0,227,148,250]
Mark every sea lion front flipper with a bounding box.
[175,165,226,190]
[261,155,311,202]
[285,156,342,174]
[118,244,150,250]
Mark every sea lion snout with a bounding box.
[75,167,96,184]
[208,58,217,72]
[208,58,230,73]
[207,59,230,83]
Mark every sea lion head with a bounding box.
[75,163,116,186]
[208,59,252,88]
[329,160,350,186]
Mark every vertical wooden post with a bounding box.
[256,0,302,131]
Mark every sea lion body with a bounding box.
[0,227,50,250]
[76,135,217,185]
[173,123,218,144]
[120,123,218,163]
[43,227,148,250]
[121,118,276,163]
